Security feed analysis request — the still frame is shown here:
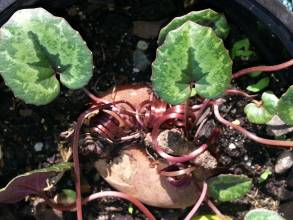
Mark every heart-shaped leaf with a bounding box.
[158,9,230,45]
[152,22,232,104]
[277,85,293,125]
[244,91,279,124]
[0,8,93,105]
[244,208,285,220]
[207,174,252,202]
[0,162,72,203]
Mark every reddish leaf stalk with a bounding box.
[232,59,293,79]
[213,103,293,148]
[45,191,156,220]
[73,106,101,220]
[206,199,226,220]
[225,89,257,98]
[184,181,207,220]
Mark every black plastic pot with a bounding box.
[1,0,292,56]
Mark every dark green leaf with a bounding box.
[152,22,232,104]
[158,9,230,45]
[277,86,293,125]
[208,174,252,202]
[0,8,93,105]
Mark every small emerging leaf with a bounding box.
[152,22,232,104]
[244,91,278,124]
[128,204,134,214]
[259,168,272,183]
[207,174,252,202]
[244,208,285,220]
[158,9,230,45]
[277,85,293,125]
[231,38,255,60]
[246,77,270,93]
[54,189,76,205]
[0,8,93,105]
[192,215,232,220]
[0,162,72,203]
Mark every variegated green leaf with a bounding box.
[244,91,279,124]
[208,174,252,202]
[152,22,232,104]
[277,86,293,125]
[244,209,285,220]
[0,8,93,105]
[158,9,230,45]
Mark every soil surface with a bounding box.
[0,0,292,220]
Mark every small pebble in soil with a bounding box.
[34,142,44,152]
[274,150,293,174]
[228,143,237,150]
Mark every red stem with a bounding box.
[73,106,101,220]
[82,88,108,104]
[46,191,156,220]
[213,103,293,148]
[232,59,293,79]
[184,181,208,220]
[206,199,226,220]
[225,89,257,98]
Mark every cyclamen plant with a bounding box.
[0,7,292,220]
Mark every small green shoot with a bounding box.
[192,215,232,220]
[258,168,272,183]
[244,91,279,124]
[231,38,256,60]
[244,208,285,220]
[128,204,134,214]
[55,189,76,205]
[207,174,252,202]
[246,77,270,93]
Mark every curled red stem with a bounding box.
[184,181,208,220]
[232,59,293,79]
[46,191,155,220]
[213,103,293,148]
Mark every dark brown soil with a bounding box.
[0,0,292,220]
